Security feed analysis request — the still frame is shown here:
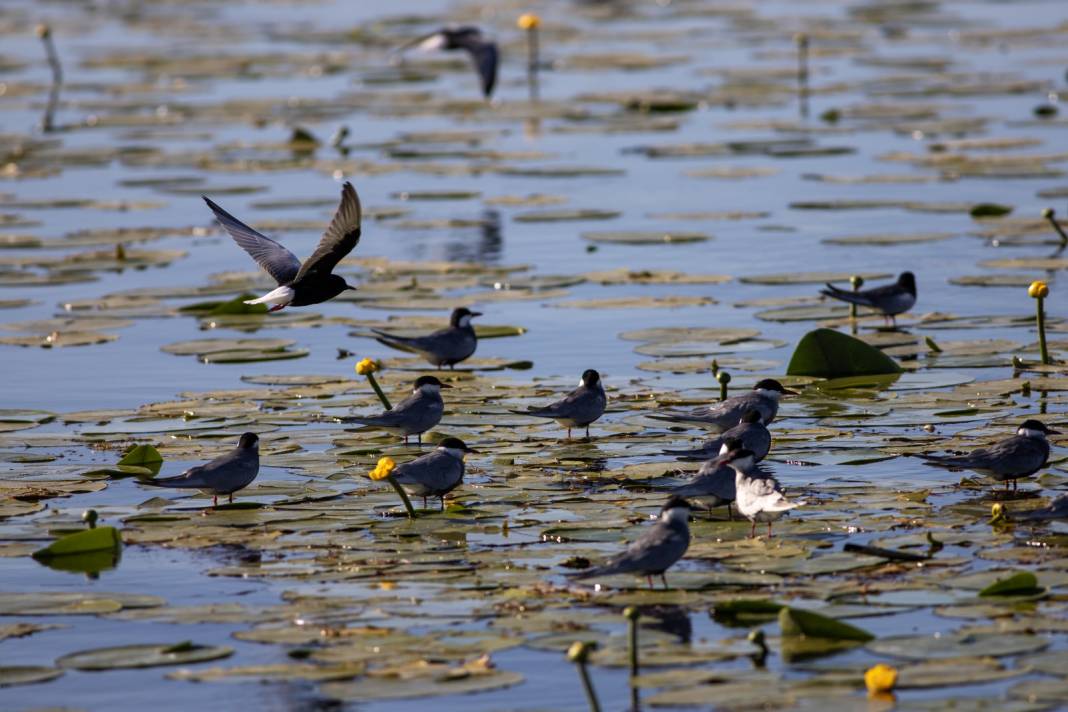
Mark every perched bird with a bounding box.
[725,448,802,538]
[670,437,750,519]
[143,433,259,507]
[342,375,450,443]
[918,419,1058,490]
[204,182,361,311]
[392,436,476,510]
[400,26,498,98]
[372,307,481,369]
[820,271,916,327]
[663,409,771,462]
[568,496,692,589]
[512,369,607,439]
[651,379,796,431]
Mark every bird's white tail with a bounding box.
[245,285,294,308]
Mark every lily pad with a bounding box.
[787,329,902,378]
[56,642,233,670]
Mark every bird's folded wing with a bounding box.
[203,197,301,285]
[294,182,362,281]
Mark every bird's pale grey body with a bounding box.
[392,445,466,503]
[665,414,771,462]
[671,459,734,508]
[653,385,784,431]
[727,451,801,536]
[920,424,1053,484]
[345,380,445,438]
[373,308,480,368]
[144,433,259,504]
[517,369,606,437]
[572,501,691,583]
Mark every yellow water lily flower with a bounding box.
[355,358,379,376]
[369,456,396,481]
[864,663,898,695]
[517,13,541,30]
[1029,280,1049,299]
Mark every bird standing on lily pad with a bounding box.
[143,433,259,507]
[372,307,481,369]
[391,437,477,510]
[918,419,1058,490]
[513,369,606,439]
[820,271,916,327]
[203,182,362,311]
[651,379,796,431]
[343,375,450,444]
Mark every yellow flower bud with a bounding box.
[864,663,898,695]
[517,13,541,30]
[355,358,379,376]
[1029,281,1049,299]
[369,456,396,481]
[35,24,51,39]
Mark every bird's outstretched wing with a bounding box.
[458,38,498,97]
[294,182,362,282]
[203,197,301,285]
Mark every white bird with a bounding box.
[724,448,803,538]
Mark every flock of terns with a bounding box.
[136,180,1064,588]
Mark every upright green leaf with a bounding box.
[786,328,902,378]
[778,607,874,641]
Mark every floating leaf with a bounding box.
[0,666,63,687]
[32,526,121,560]
[787,329,902,378]
[56,642,233,670]
[979,572,1043,597]
[778,607,874,641]
[117,444,163,472]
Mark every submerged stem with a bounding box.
[1036,296,1049,365]
[37,24,63,132]
[386,475,417,519]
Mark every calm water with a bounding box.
[2,0,1067,709]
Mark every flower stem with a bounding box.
[386,475,417,519]
[1044,208,1068,246]
[366,373,393,410]
[576,662,601,712]
[526,27,540,102]
[1036,296,1049,365]
[625,607,640,678]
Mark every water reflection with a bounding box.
[442,210,502,264]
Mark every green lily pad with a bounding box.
[581,231,710,245]
[118,444,163,472]
[56,642,234,670]
[32,526,121,560]
[979,572,1043,597]
[0,665,63,687]
[867,632,1048,660]
[787,329,902,378]
[778,607,874,641]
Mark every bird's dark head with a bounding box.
[721,436,744,453]
[753,378,798,396]
[450,307,482,328]
[324,274,356,298]
[581,369,601,387]
[661,495,692,524]
[741,409,762,424]
[898,271,917,295]
[414,375,450,390]
[238,433,259,449]
[1019,419,1059,437]
[438,436,477,455]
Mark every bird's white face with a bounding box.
[455,313,473,328]
[440,446,466,460]
[730,454,755,472]
[661,506,690,525]
[757,388,782,401]
[1018,427,1048,439]
[718,442,730,456]
[417,383,441,395]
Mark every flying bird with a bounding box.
[651,379,796,431]
[143,433,260,507]
[391,436,476,510]
[342,375,449,443]
[918,419,1057,490]
[401,26,498,98]
[820,271,916,327]
[512,369,606,439]
[663,409,771,462]
[568,496,692,589]
[203,181,361,311]
[372,307,481,369]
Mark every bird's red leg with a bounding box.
[229,493,233,504]
[750,522,756,539]
[767,522,773,538]
[212,495,218,507]
[646,575,654,589]
[269,304,285,313]
[660,573,668,589]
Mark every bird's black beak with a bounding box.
[439,383,453,389]
[470,311,483,317]
[1047,428,1061,435]
[465,447,479,454]
[346,286,357,291]
[782,388,800,396]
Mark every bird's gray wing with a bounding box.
[617,523,688,573]
[294,182,362,282]
[526,386,585,418]
[820,283,876,308]
[203,197,301,285]
[347,391,428,427]
[393,451,460,494]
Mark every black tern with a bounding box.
[372,307,481,369]
[342,375,450,444]
[651,379,796,431]
[725,448,802,538]
[402,26,498,98]
[663,409,771,462]
[143,432,259,507]
[670,437,748,519]
[203,182,361,311]
[1001,493,1068,522]
[820,271,916,327]
[392,436,476,510]
[918,419,1058,490]
[513,369,607,439]
[569,496,691,589]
